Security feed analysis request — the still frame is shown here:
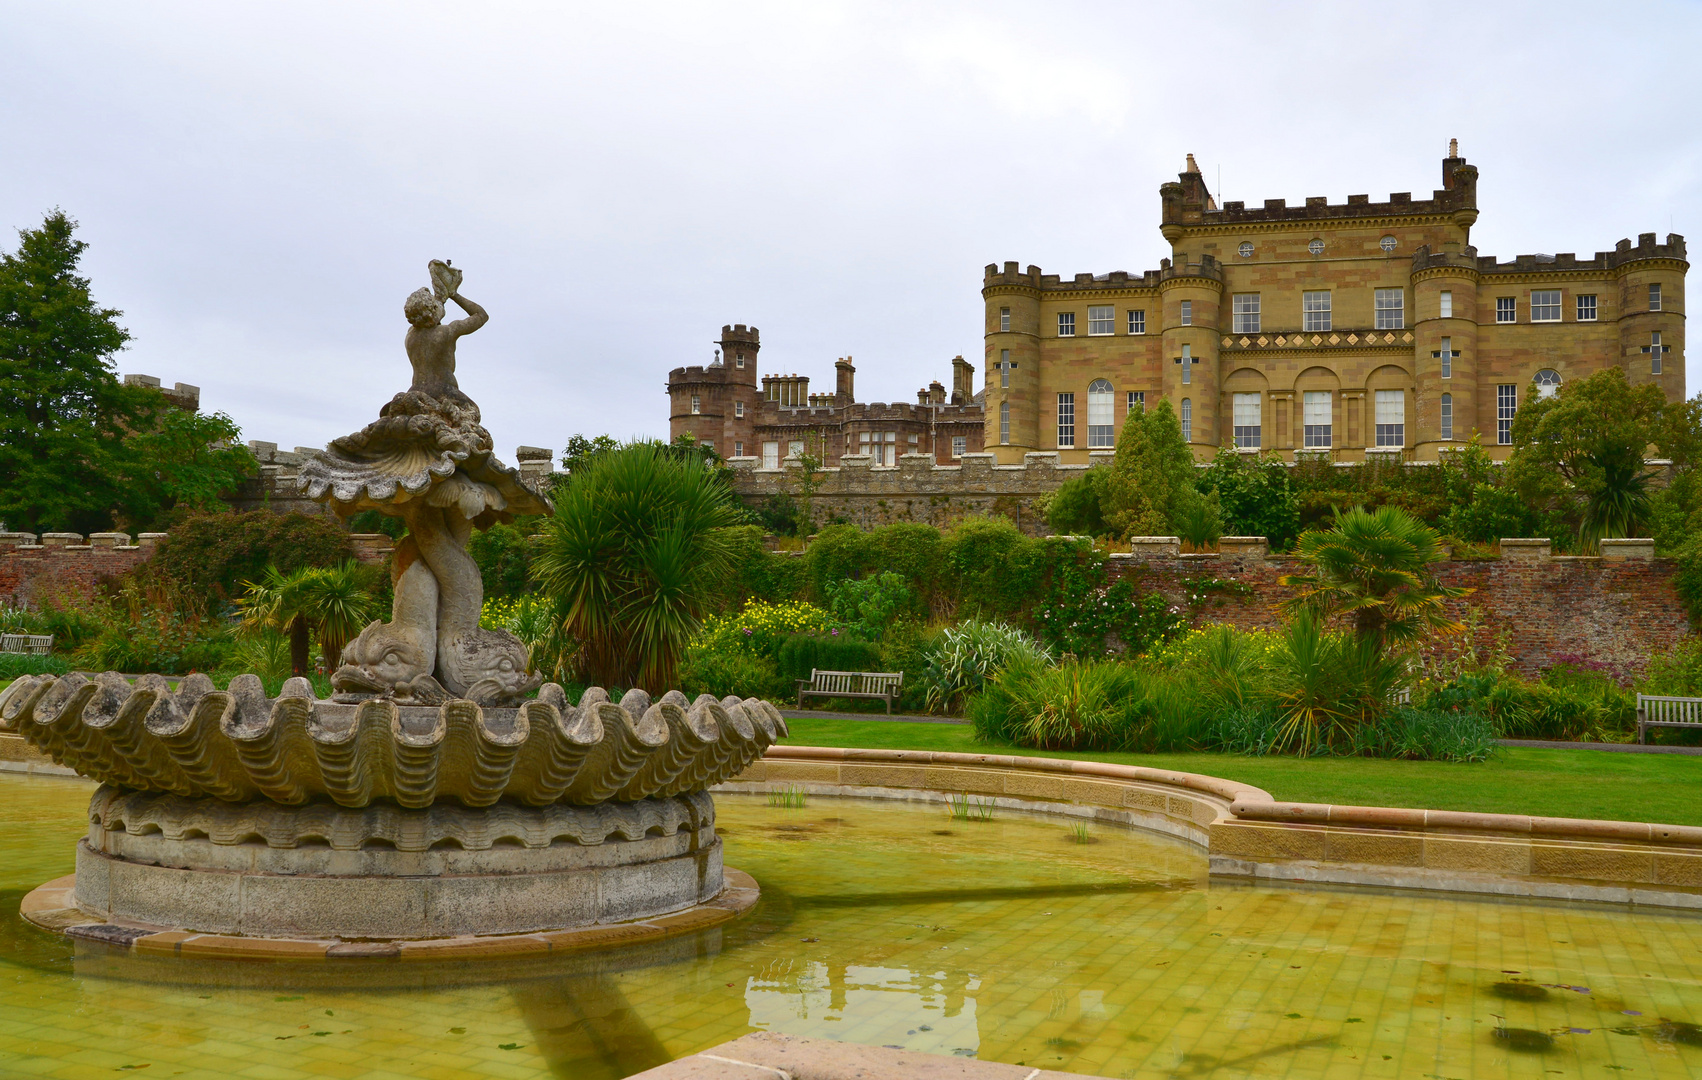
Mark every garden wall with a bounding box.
[0,531,395,608]
[1108,537,1689,677]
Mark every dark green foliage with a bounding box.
[1046,471,1107,537]
[1031,549,1184,657]
[347,509,408,540]
[0,653,70,679]
[824,571,914,638]
[1205,704,1496,762]
[1422,670,1634,742]
[967,658,1204,752]
[116,408,257,529]
[137,511,354,607]
[755,493,808,537]
[468,523,535,600]
[776,632,883,681]
[559,434,621,477]
[679,648,791,702]
[1197,450,1301,550]
[718,526,808,608]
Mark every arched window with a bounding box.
[1087,379,1115,447]
[999,400,1010,445]
[1440,392,1453,441]
[1534,369,1562,399]
[1180,398,1192,444]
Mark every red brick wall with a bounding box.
[0,544,154,608]
[1107,548,1692,677]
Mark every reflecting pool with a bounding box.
[4,773,1702,1078]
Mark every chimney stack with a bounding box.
[835,356,855,404]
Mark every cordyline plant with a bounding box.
[531,441,743,690]
[237,562,382,676]
[1280,505,1470,652]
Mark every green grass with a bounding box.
[778,717,1702,828]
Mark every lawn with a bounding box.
[778,717,1702,828]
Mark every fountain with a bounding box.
[0,262,782,953]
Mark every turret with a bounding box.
[982,261,1043,460]
[718,324,760,387]
[1157,256,1224,455]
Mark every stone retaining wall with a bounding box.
[725,746,1702,911]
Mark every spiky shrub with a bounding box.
[236,562,383,675]
[1270,612,1408,754]
[921,619,1052,715]
[532,442,744,691]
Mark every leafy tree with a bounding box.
[115,408,257,528]
[138,510,355,605]
[0,211,158,534]
[1281,505,1469,651]
[468,522,535,600]
[1198,449,1300,550]
[1046,471,1107,537]
[1506,367,1667,546]
[1100,400,1200,539]
[532,441,745,690]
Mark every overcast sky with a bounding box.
[3,1,1698,460]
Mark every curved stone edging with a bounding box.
[731,746,1702,911]
[20,868,760,960]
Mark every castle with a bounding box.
[666,325,985,467]
[983,143,1687,462]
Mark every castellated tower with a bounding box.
[667,324,760,460]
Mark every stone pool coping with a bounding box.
[19,867,759,960]
[725,746,1702,912]
[630,1031,1107,1079]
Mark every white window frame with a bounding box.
[1232,293,1261,334]
[999,348,1011,389]
[1303,390,1331,448]
[1374,288,1404,330]
[734,401,744,418]
[762,441,780,468]
[1576,294,1597,321]
[1000,307,1010,332]
[1056,393,1075,447]
[788,440,805,458]
[1439,394,1452,442]
[1087,379,1115,447]
[1057,312,1076,337]
[1496,297,1516,323]
[1651,332,1664,375]
[1534,369,1562,399]
[951,435,966,459]
[1497,384,1517,444]
[1530,290,1562,323]
[734,440,744,457]
[690,394,701,415]
[1128,309,1146,335]
[1650,283,1663,311]
[999,401,1010,444]
[1374,389,1405,448]
[1087,305,1115,336]
[1439,336,1453,380]
[1179,300,1192,326]
[1439,290,1453,319]
[735,353,746,369]
[1232,392,1262,450]
[1127,390,1144,415]
[1180,398,1192,443]
[1180,343,1192,385]
[1302,291,1332,332]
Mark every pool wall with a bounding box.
[725,746,1702,912]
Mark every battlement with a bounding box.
[982,256,1226,294]
[1178,149,1477,229]
[123,373,200,412]
[1411,233,1689,276]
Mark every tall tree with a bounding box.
[0,211,159,534]
[1100,399,1206,540]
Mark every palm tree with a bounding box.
[1578,450,1657,548]
[238,563,382,676]
[531,441,744,690]
[1280,505,1470,651]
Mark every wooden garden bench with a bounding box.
[0,634,52,656]
[797,669,904,714]
[1636,694,1702,743]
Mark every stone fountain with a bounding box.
[2,263,780,952]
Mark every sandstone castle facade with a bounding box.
[983,143,1687,463]
[666,325,985,467]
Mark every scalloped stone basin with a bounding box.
[0,674,786,941]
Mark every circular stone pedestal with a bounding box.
[69,785,728,941]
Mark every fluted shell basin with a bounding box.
[0,673,786,808]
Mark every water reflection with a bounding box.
[746,959,981,1057]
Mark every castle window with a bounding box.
[1374,390,1405,448]
[999,348,1011,389]
[1375,289,1404,329]
[999,401,1010,444]
[1087,379,1115,447]
[1232,294,1261,334]
[859,431,898,466]
[1380,236,1397,252]
[1649,332,1665,375]
[1232,393,1262,450]
[1439,290,1453,319]
[1238,242,1254,258]
[1000,307,1010,332]
[734,441,744,457]
[1088,306,1115,335]
[734,401,744,418]
[952,435,966,459]
[1058,312,1076,337]
[1497,384,1517,444]
[1056,393,1075,447]
[1127,390,1144,414]
[1303,291,1331,332]
[1577,294,1597,321]
[1534,369,1561,399]
[690,394,701,415]
[1497,297,1516,323]
[1650,283,1663,311]
[1128,309,1146,334]
[1303,391,1331,448]
[789,440,805,457]
[1180,343,1192,385]
[1179,300,1192,326]
[1439,394,1452,441]
[736,353,745,369]
[1180,398,1192,443]
[1437,336,1455,379]
[1531,290,1562,322]
[763,442,780,469]
[1308,239,1325,256]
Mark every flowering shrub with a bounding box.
[1147,625,1286,671]
[693,600,835,660]
[1031,555,1184,657]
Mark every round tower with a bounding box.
[1411,257,1481,458]
[1614,234,1687,401]
[1157,259,1223,456]
[982,262,1042,462]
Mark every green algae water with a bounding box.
[4,773,1702,1079]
